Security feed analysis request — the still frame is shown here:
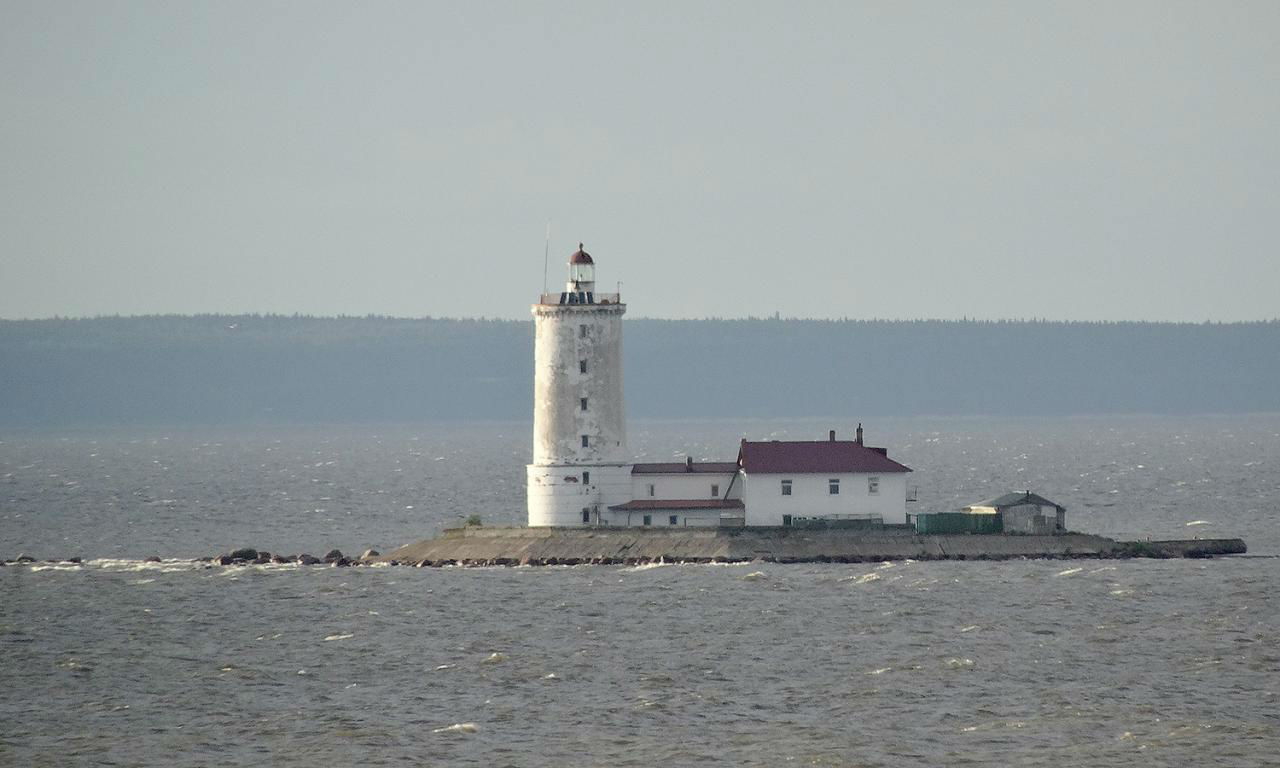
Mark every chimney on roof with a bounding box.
[829,429,836,442]
[856,423,864,445]
[686,455,694,471]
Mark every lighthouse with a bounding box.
[526,244,632,526]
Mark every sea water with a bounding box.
[2,416,1277,765]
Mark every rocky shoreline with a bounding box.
[1,533,1248,569]
[0,548,378,568]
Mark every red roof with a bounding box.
[737,440,911,474]
[632,462,738,475]
[609,499,745,511]
[570,243,593,265]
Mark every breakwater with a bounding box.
[377,527,1247,566]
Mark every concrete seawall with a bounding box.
[378,527,1246,566]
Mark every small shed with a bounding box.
[964,492,1066,535]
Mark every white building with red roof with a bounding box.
[732,426,912,526]
[527,245,912,528]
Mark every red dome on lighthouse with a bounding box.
[569,243,593,265]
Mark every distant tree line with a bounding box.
[1,315,1277,426]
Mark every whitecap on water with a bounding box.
[481,652,507,664]
[626,560,669,571]
[433,723,477,734]
[88,558,147,570]
[323,633,354,642]
[1186,520,1212,526]
[741,571,767,581]
[1055,567,1083,577]
[89,558,202,573]
[959,625,979,633]
[56,658,91,672]
[867,667,892,675]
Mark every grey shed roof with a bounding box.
[969,492,1065,511]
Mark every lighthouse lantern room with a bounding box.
[568,243,596,292]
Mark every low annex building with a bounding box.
[963,491,1066,534]
[528,245,913,528]
[610,458,742,528]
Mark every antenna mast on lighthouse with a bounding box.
[542,221,551,296]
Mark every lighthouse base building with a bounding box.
[528,245,911,528]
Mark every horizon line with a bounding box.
[3,312,1279,326]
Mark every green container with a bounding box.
[915,512,1003,535]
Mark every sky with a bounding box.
[1,1,1277,322]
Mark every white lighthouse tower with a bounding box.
[527,244,632,526]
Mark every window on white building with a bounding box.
[647,483,655,497]
[582,508,590,523]
[781,479,792,496]
[579,324,588,338]
[711,484,719,497]
[583,471,590,485]
[580,397,588,411]
[642,514,652,526]
[579,360,587,373]
[868,477,880,495]
[829,479,840,495]
[669,515,678,526]
[581,435,589,448]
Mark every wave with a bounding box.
[432,723,478,734]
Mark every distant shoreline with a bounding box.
[3,315,1278,426]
